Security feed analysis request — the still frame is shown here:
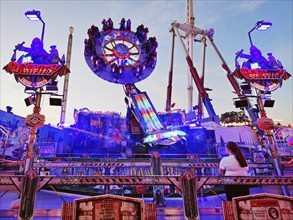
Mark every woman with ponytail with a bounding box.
[219,141,249,201]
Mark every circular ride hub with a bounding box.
[84,18,158,84]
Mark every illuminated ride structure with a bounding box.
[2,10,71,220]
[232,21,292,196]
[84,18,156,84]
[84,18,186,147]
[233,28,291,137]
[165,2,292,197]
[166,2,291,139]
[165,0,259,127]
[163,1,263,153]
[1,8,293,220]
[234,20,291,96]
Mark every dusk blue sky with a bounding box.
[1,0,292,126]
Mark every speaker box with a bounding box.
[264,100,275,107]
[240,84,251,90]
[24,96,35,106]
[49,97,62,106]
[234,99,248,108]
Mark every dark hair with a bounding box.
[226,141,248,167]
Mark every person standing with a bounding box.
[219,141,249,201]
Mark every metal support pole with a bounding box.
[19,90,45,219]
[180,170,199,220]
[248,26,256,46]
[205,36,260,129]
[23,126,37,173]
[198,37,207,120]
[40,19,45,43]
[172,25,218,122]
[166,30,175,112]
[151,152,166,207]
[173,26,207,98]
[23,92,43,173]
[256,90,288,196]
[0,126,10,157]
[186,0,195,113]
[19,170,39,220]
[60,27,74,126]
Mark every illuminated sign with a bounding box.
[240,68,286,80]
[234,46,291,92]
[3,61,69,88]
[6,62,61,76]
[233,68,290,92]
[3,37,70,88]
[26,113,45,128]
[257,117,274,131]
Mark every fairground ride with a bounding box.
[166,0,291,196]
[84,18,186,147]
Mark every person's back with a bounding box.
[219,142,249,201]
[220,155,248,176]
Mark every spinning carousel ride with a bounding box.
[84,18,185,146]
[84,18,157,84]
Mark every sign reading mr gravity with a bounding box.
[234,45,291,92]
[3,37,69,88]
